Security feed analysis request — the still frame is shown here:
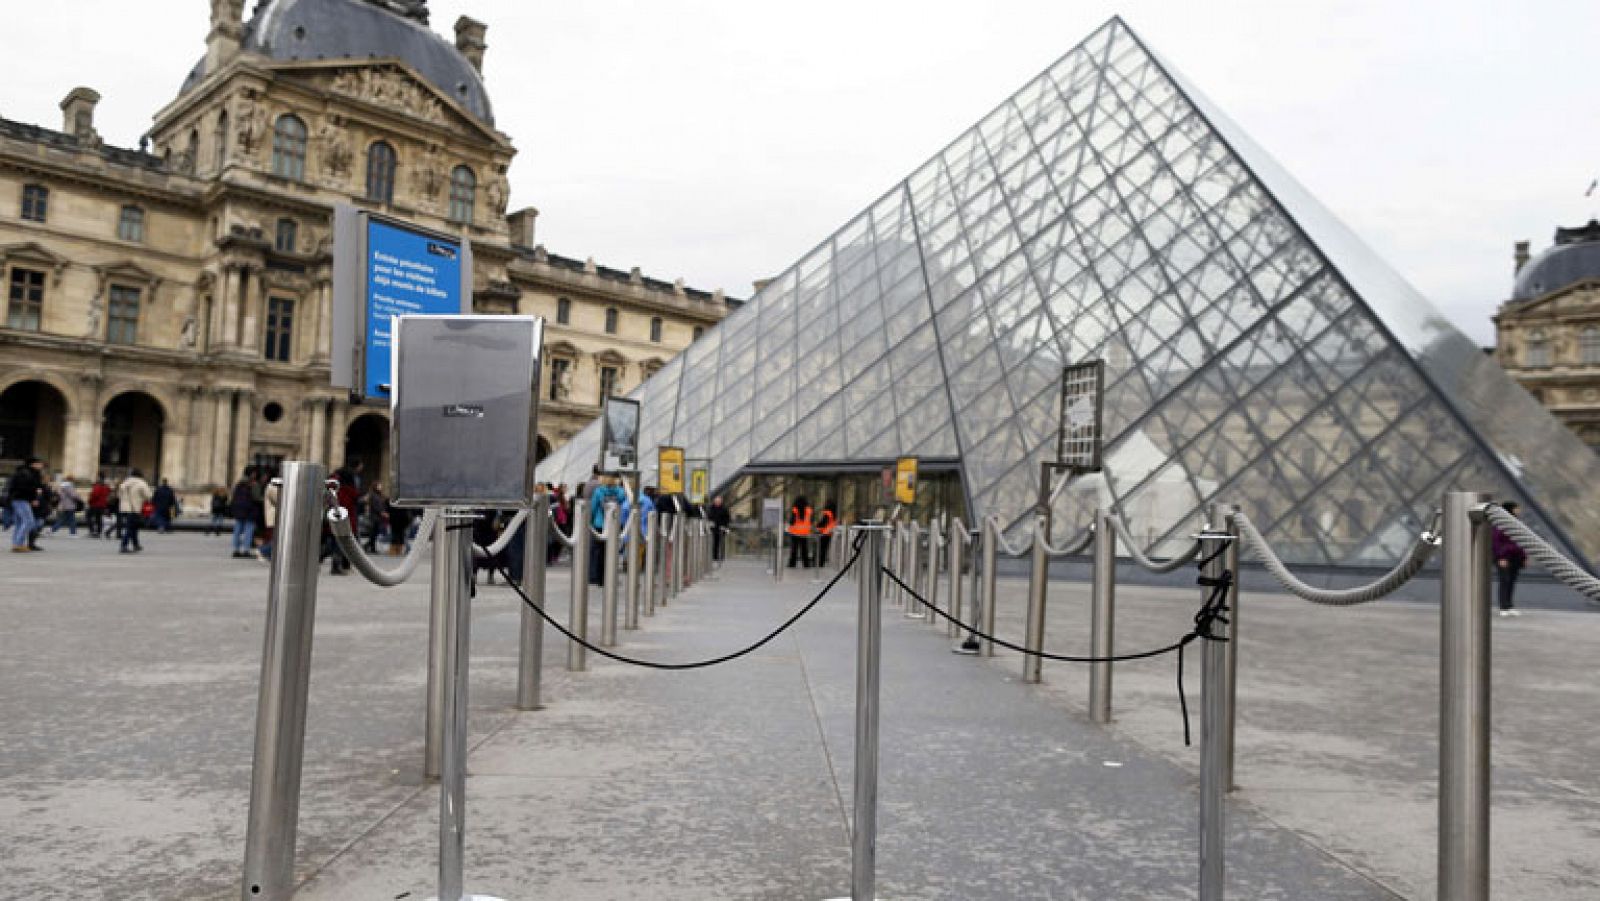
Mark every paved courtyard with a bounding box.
[1,528,1597,899]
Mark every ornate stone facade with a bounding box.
[1493,221,1600,451]
[0,0,735,504]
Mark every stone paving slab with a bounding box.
[2,530,1597,898]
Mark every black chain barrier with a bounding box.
[882,546,1233,745]
[488,531,867,671]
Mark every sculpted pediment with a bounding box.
[1510,279,1600,319]
[0,242,70,284]
[278,61,502,143]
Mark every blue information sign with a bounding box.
[363,219,463,399]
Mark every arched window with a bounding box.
[365,141,396,204]
[1582,326,1600,366]
[117,205,145,243]
[271,114,307,180]
[214,110,229,171]
[1524,330,1551,369]
[274,218,298,254]
[449,165,476,223]
[604,307,618,335]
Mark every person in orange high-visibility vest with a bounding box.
[815,501,838,569]
[786,495,814,568]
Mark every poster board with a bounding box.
[658,446,685,494]
[895,457,918,505]
[1056,359,1106,472]
[599,397,641,474]
[686,458,711,505]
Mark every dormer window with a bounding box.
[271,114,307,180]
[1525,330,1551,369]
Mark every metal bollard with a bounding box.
[1089,508,1116,724]
[1023,514,1049,683]
[517,493,549,710]
[625,505,641,631]
[673,513,687,596]
[850,522,888,900]
[433,511,480,901]
[773,502,785,583]
[567,498,590,671]
[1198,522,1235,901]
[664,512,678,604]
[425,510,450,779]
[643,508,659,617]
[947,520,964,640]
[1220,505,1240,792]
[905,523,926,619]
[924,525,941,628]
[240,462,326,901]
[1439,490,1492,901]
[982,518,997,656]
[601,504,620,647]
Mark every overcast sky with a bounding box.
[5,0,1597,345]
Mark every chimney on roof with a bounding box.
[60,87,101,141]
[1514,240,1530,274]
[207,0,244,72]
[507,206,538,248]
[455,16,487,73]
[752,278,773,293]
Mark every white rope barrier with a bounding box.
[1234,510,1436,606]
[327,506,437,587]
[1108,515,1201,574]
[1484,505,1600,604]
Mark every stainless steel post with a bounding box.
[905,523,925,619]
[661,512,675,605]
[1023,515,1049,683]
[673,511,687,596]
[601,504,620,647]
[625,505,641,631]
[1439,490,1492,901]
[774,498,785,583]
[884,526,898,605]
[435,512,476,901]
[567,498,590,671]
[643,506,659,617]
[982,518,997,657]
[1220,505,1241,792]
[517,493,549,711]
[240,461,326,901]
[850,523,888,901]
[947,521,963,639]
[425,510,450,779]
[1089,507,1116,724]
[1198,525,1234,901]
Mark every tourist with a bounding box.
[105,479,123,542]
[230,468,259,558]
[362,483,389,552]
[388,502,412,556]
[547,483,569,565]
[116,468,153,554]
[86,474,111,537]
[258,475,281,561]
[207,486,228,536]
[7,457,44,553]
[51,474,81,537]
[29,475,56,550]
[787,495,814,568]
[707,495,731,562]
[1492,501,1527,617]
[588,475,626,585]
[151,479,179,533]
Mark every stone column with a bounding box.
[305,397,328,466]
[210,389,235,486]
[328,400,352,469]
[240,267,263,353]
[229,389,255,479]
[311,276,332,364]
[66,373,104,480]
[215,265,239,350]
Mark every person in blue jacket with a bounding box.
[588,474,627,585]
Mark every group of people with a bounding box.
[784,495,838,569]
[5,458,180,554]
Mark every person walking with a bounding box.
[547,484,570,565]
[362,483,389,553]
[207,486,228,536]
[151,479,179,533]
[786,495,814,568]
[7,457,44,553]
[116,468,153,554]
[230,468,259,558]
[28,475,56,550]
[105,479,123,542]
[51,474,81,537]
[815,500,838,569]
[1492,501,1528,617]
[388,502,412,556]
[588,475,626,585]
[707,494,731,563]
[258,475,282,561]
[87,474,111,537]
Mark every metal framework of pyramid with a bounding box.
[538,17,1600,568]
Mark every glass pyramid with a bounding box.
[538,17,1600,569]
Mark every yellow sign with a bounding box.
[658,447,685,494]
[895,457,918,504]
[688,467,709,504]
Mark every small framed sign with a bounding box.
[599,396,641,474]
[658,446,685,494]
[895,457,918,505]
[686,458,711,505]
[1056,359,1105,473]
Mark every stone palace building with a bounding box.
[0,0,738,501]
[1494,220,1600,452]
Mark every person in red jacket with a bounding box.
[86,474,112,538]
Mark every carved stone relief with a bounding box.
[331,67,445,124]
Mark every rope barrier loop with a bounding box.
[1483,505,1600,604]
[1035,513,1095,557]
[1233,510,1436,606]
[1108,514,1201,574]
[327,506,437,587]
